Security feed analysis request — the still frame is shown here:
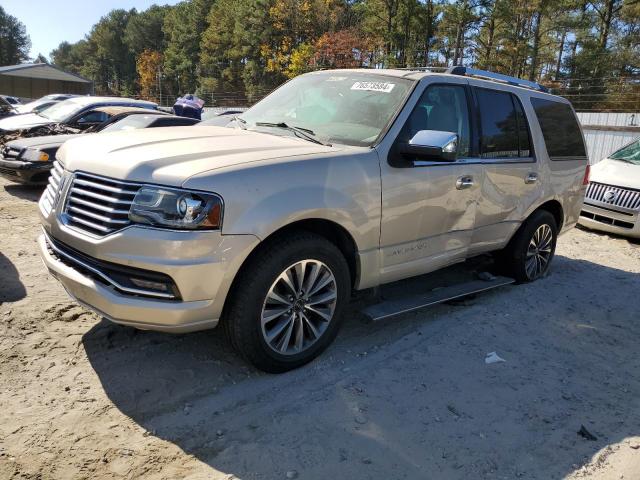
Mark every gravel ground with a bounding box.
[1,176,640,480]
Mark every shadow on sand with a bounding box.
[3,183,45,202]
[0,252,26,303]
[83,254,640,479]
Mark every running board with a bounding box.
[362,275,515,322]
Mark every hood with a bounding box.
[7,133,83,150]
[57,125,338,187]
[0,113,51,132]
[15,105,35,114]
[591,158,640,190]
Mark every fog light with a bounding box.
[130,278,169,292]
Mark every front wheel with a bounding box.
[223,232,351,373]
[498,210,558,283]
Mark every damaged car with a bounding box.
[0,108,199,185]
[0,96,157,145]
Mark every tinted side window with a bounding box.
[530,97,586,158]
[513,96,531,157]
[399,84,471,157]
[475,88,519,158]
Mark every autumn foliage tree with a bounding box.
[313,29,374,69]
[136,50,163,101]
[38,0,639,111]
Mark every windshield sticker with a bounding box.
[351,81,395,93]
[326,76,348,82]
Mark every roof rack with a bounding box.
[396,66,450,72]
[446,66,548,92]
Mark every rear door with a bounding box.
[377,78,483,284]
[468,85,542,254]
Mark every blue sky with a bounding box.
[3,0,182,61]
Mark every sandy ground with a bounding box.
[1,175,640,480]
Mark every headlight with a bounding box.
[21,148,49,162]
[129,186,223,230]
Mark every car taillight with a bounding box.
[582,164,590,185]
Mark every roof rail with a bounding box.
[395,66,449,73]
[447,66,548,92]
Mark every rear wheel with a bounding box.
[223,231,351,373]
[498,210,558,283]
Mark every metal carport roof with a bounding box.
[0,63,91,84]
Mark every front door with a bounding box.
[377,80,482,285]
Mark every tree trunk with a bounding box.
[385,0,398,61]
[569,0,588,79]
[424,0,433,64]
[599,0,616,50]
[453,23,462,65]
[528,8,544,81]
[484,14,496,70]
[555,30,566,80]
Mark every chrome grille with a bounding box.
[39,161,64,215]
[63,172,140,236]
[585,182,640,211]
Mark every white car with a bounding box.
[579,138,640,238]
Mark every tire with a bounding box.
[498,210,558,283]
[223,231,351,373]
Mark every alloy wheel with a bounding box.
[260,259,337,356]
[525,224,553,280]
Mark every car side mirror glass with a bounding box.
[399,130,458,162]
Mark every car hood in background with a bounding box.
[57,125,338,187]
[7,134,83,150]
[0,113,52,131]
[590,158,640,190]
[14,105,36,114]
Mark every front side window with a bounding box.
[475,88,520,158]
[398,84,471,157]
[240,72,414,147]
[530,97,587,158]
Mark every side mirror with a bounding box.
[399,130,458,162]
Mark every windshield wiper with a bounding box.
[234,116,247,129]
[254,121,330,146]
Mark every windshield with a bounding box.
[39,99,86,122]
[610,139,640,164]
[240,72,414,146]
[101,115,156,132]
[20,99,50,110]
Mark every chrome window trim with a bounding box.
[412,156,535,167]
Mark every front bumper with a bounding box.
[578,202,640,239]
[0,157,52,184]
[38,218,260,333]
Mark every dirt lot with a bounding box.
[1,176,640,480]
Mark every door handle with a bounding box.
[456,176,474,190]
[525,172,538,184]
